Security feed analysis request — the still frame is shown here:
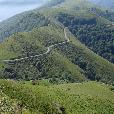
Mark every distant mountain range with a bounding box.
[88,0,114,10]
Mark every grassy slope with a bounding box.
[39,0,114,84]
[0,24,114,83]
[0,25,85,82]
[0,25,66,61]
[0,80,114,114]
[59,29,114,83]
[0,1,114,113]
[0,1,114,84]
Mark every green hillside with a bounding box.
[0,0,114,113]
[0,0,114,84]
[0,24,114,84]
[1,0,114,64]
[0,25,85,82]
[56,12,114,63]
[39,0,114,63]
[0,11,49,41]
[0,0,95,42]
[0,80,114,114]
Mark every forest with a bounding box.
[57,13,114,63]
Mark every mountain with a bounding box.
[0,11,49,41]
[0,0,114,84]
[0,0,114,113]
[0,21,114,84]
[40,0,114,63]
[0,24,86,82]
[0,0,91,42]
[88,0,114,10]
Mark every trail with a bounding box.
[3,28,69,63]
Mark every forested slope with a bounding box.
[0,0,114,113]
[0,24,114,84]
[56,13,114,63]
[0,25,85,82]
[0,0,114,83]
[0,11,49,41]
[39,0,114,64]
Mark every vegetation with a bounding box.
[0,80,114,114]
[56,12,114,64]
[0,25,85,82]
[88,7,114,22]
[0,0,114,113]
[0,11,49,41]
[0,24,114,84]
[88,0,114,10]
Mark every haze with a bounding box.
[0,0,48,22]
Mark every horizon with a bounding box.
[0,0,48,22]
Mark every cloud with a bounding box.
[0,0,47,6]
[0,0,49,21]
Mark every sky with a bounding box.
[0,0,48,22]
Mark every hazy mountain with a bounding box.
[0,0,48,21]
[88,0,114,10]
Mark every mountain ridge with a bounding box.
[0,0,114,84]
[0,0,114,113]
[88,0,114,10]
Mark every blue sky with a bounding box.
[0,0,48,21]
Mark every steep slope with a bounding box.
[0,80,114,113]
[56,12,114,63]
[1,0,114,113]
[39,0,114,63]
[0,0,114,84]
[0,11,49,41]
[0,0,114,65]
[0,24,85,82]
[0,24,114,84]
[0,0,95,42]
[57,28,114,84]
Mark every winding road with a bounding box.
[3,28,69,63]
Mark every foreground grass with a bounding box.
[0,80,114,114]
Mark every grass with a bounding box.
[0,25,85,82]
[0,80,114,114]
[0,0,114,113]
[0,0,114,84]
[0,24,114,83]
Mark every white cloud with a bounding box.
[0,0,49,21]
